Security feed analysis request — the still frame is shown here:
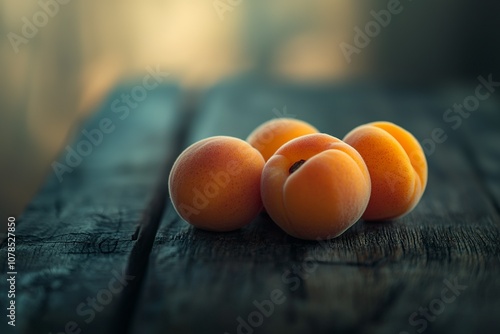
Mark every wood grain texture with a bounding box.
[133,78,500,334]
[0,82,183,334]
[2,77,499,334]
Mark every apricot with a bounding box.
[168,136,265,231]
[261,133,371,240]
[343,121,428,221]
[247,118,318,161]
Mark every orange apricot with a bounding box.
[343,121,428,221]
[261,133,371,240]
[247,118,318,161]
[168,136,265,231]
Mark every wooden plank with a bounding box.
[132,78,500,334]
[455,96,500,212]
[0,82,183,334]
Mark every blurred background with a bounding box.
[1,0,499,232]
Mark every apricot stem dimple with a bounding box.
[289,159,306,174]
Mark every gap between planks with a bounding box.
[110,92,199,334]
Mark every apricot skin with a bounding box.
[343,121,428,221]
[168,136,265,231]
[261,133,371,240]
[247,118,318,161]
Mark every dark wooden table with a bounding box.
[1,76,499,334]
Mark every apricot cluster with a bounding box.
[168,118,427,240]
